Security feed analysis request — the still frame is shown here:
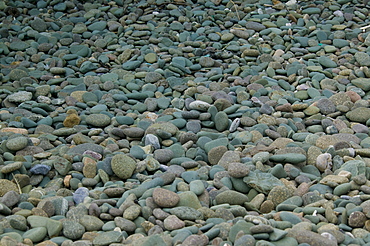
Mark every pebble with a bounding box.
[0,1,369,245]
[5,136,28,151]
[111,154,136,179]
[152,188,180,208]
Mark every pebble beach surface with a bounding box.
[2,0,370,245]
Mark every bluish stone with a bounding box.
[73,187,89,204]
[30,164,51,175]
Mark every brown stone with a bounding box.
[152,188,180,208]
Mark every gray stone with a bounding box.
[62,220,85,240]
[7,91,32,103]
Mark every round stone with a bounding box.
[62,220,85,240]
[348,211,367,227]
[111,154,136,179]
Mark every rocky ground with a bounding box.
[1,0,370,245]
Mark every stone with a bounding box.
[0,179,18,196]
[152,188,180,207]
[73,187,90,205]
[163,215,185,230]
[62,220,85,240]
[177,191,202,209]
[214,111,229,131]
[111,154,136,179]
[92,231,123,246]
[22,227,47,243]
[267,186,294,206]
[354,52,370,66]
[114,217,136,232]
[227,162,249,178]
[348,211,367,228]
[269,153,306,164]
[346,107,370,123]
[63,109,80,127]
[170,206,203,220]
[85,114,111,127]
[7,91,32,103]
[288,228,337,246]
[244,171,284,194]
[215,190,249,205]
[208,146,228,165]
[351,78,370,91]
[79,215,104,231]
[217,151,240,170]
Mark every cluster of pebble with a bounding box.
[2,0,370,245]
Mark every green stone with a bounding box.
[22,227,47,243]
[177,191,202,209]
[92,231,123,246]
[269,154,306,164]
[333,183,351,196]
[243,171,284,194]
[111,154,136,179]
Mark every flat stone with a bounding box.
[215,190,249,205]
[92,231,123,246]
[269,153,306,164]
[85,114,111,127]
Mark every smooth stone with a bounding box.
[92,231,123,246]
[85,114,111,127]
[177,191,202,209]
[73,187,89,204]
[204,138,229,154]
[62,220,85,240]
[279,211,302,224]
[269,154,306,164]
[111,154,136,179]
[243,171,284,195]
[79,215,104,231]
[152,188,180,208]
[333,183,351,196]
[189,180,205,196]
[229,220,253,243]
[288,228,337,246]
[214,111,229,131]
[351,78,370,91]
[22,227,47,243]
[318,56,337,68]
[0,179,18,196]
[7,91,32,103]
[170,206,203,220]
[228,162,249,178]
[164,215,185,230]
[215,190,249,205]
